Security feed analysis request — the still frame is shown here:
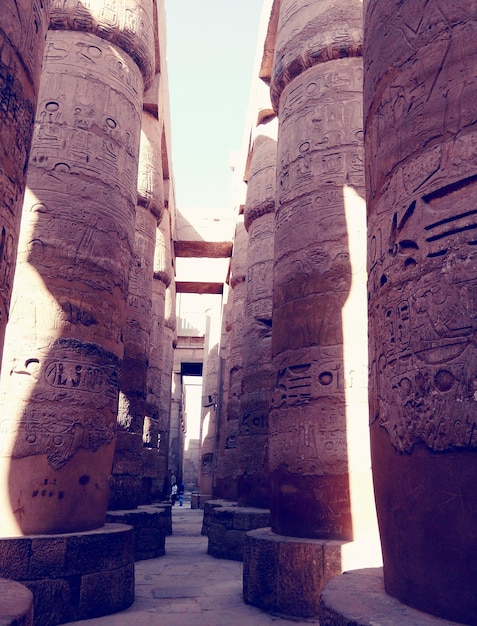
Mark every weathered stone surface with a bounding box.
[244,527,343,618]
[198,299,222,501]
[319,568,463,626]
[0,578,33,626]
[79,563,134,620]
[270,0,363,111]
[0,14,151,534]
[106,508,165,560]
[365,3,477,624]
[214,218,248,501]
[270,53,364,540]
[49,0,155,89]
[0,1,51,365]
[204,501,271,562]
[238,134,276,508]
[0,525,134,626]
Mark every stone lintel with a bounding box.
[243,527,345,619]
[0,524,134,626]
[0,578,33,626]
[176,282,223,295]
[174,240,233,258]
[319,568,463,626]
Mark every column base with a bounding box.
[319,568,463,625]
[106,504,171,560]
[0,578,33,626]
[0,523,134,626]
[202,500,270,561]
[243,527,347,619]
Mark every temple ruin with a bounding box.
[0,1,476,625]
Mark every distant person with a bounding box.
[171,482,178,506]
[179,482,185,506]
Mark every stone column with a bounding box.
[238,134,276,508]
[0,1,52,365]
[147,210,172,498]
[163,281,177,480]
[365,2,477,623]
[244,0,379,618]
[111,108,164,509]
[214,217,248,501]
[0,0,155,536]
[198,299,222,502]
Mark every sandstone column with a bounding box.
[244,0,378,617]
[237,134,276,508]
[0,1,52,365]
[0,0,155,536]
[148,210,172,498]
[365,2,477,623]
[198,299,222,502]
[269,0,363,543]
[214,217,248,501]
[111,109,164,509]
[163,281,178,480]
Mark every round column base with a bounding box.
[243,527,345,618]
[0,523,134,626]
[319,568,463,625]
[203,500,270,561]
[0,578,33,626]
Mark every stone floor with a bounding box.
[69,497,321,626]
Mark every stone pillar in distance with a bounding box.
[0,1,52,365]
[365,2,477,623]
[214,217,248,501]
[0,0,155,536]
[198,299,223,503]
[148,209,172,498]
[237,133,276,508]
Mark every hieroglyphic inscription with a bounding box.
[50,0,155,87]
[368,138,477,452]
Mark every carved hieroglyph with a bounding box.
[366,3,477,623]
[269,0,367,541]
[270,0,363,111]
[0,1,154,535]
[0,1,52,365]
[237,135,276,508]
[214,218,248,500]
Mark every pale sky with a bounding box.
[164,1,265,212]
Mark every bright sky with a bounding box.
[164,1,265,212]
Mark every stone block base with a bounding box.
[106,504,171,560]
[319,568,463,625]
[243,527,344,619]
[203,500,270,561]
[0,578,33,625]
[0,524,134,626]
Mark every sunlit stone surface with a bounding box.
[0,1,52,366]
[0,0,155,536]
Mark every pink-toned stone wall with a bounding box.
[0,1,52,365]
[0,1,155,536]
[269,0,365,540]
[365,2,477,623]
[214,218,248,501]
[237,135,276,508]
